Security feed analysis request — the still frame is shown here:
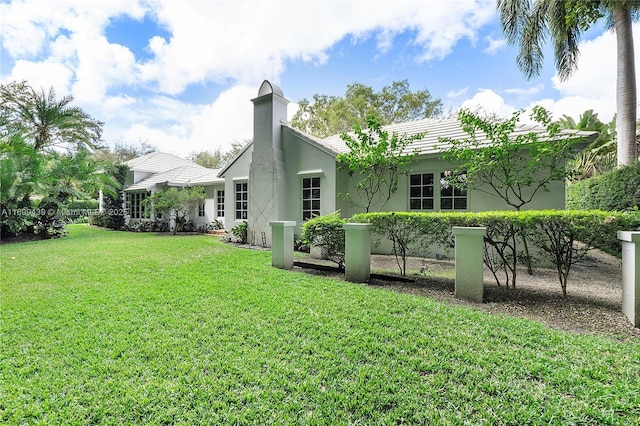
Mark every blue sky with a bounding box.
[0,0,630,157]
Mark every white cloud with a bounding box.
[136,0,496,93]
[5,59,73,94]
[447,86,469,98]
[1,0,501,158]
[188,85,256,153]
[545,25,632,122]
[460,22,640,124]
[72,36,139,105]
[484,35,506,55]
[0,0,145,57]
[503,84,545,97]
[460,88,516,118]
[102,86,255,156]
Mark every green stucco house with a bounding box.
[124,80,593,245]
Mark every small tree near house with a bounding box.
[337,114,423,213]
[143,187,206,235]
[440,106,586,285]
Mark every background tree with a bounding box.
[187,149,224,168]
[337,115,422,212]
[291,80,442,138]
[187,140,251,169]
[0,81,102,152]
[0,82,115,239]
[221,140,251,166]
[142,187,206,234]
[94,140,157,163]
[498,0,639,166]
[559,109,617,179]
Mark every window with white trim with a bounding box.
[126,191,149,219]
[198,202,205,217]
[409,173,434,210]
[440,171,467,210]
[235,182,248,220]
[217,190,225,217]
[302,177,321,221]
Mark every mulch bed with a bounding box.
[293,251,640,341]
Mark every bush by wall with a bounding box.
[566,161,640,211]
[302,212,346,269]
[353,210,640,297]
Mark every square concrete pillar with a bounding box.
[343,223,372,283]
[269,221,296,270]
[618,231,640,327]
[452,226,486,303]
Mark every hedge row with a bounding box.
[566,161,640,211]
[352,210,640,297]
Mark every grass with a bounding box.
[1,225,640,425]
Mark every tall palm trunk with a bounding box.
[614,3,638,166]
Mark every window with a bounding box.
[235,182,248,220]
[126,191,149,219]
[409,173,434,210]
[440,171,467,210]
[302,177,321,221]
[198,202,205,217]
[217,190,225,217]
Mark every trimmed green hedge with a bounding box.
[566,161,640,210]
[302,212,346,269]
[353,210,640,297]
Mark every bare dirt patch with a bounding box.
[296,250,640,341]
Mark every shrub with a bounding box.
[231,221,248,244]
[353,210,640,297]
[354,212,449,276]
[567,161,640,210]
[301,212,346,269]
[524,211,604,297]
[197,220,223,233]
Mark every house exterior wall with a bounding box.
[190,184,225,228]
[221,144,253,233]
[216,80,569,249]
[125,170,153,187]
[281,129,337,238]
[339,154,565,218]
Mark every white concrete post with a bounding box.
[269,221,296,269]
[343,223,372,283]
[452,226,486,303]
[617,231,640,327]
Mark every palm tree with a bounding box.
[498,0,639,166]
[0,81,103,152]
[560,109,617,179]
[1,82,109,237]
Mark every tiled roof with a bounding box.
[125,152,201,173]
[189,169,224,185]
[310,117,596,156]
[124,153,223,191]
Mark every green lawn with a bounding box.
[2,225,639,425]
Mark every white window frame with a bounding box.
[126,191,149,219]
[439,171,468,211]
[234,182,248,220]
[301,176,321,221]
[409,173,435,211]
[216,190,225,217]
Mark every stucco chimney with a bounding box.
[248,80,289,246]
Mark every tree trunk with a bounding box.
[614,3,638,167]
